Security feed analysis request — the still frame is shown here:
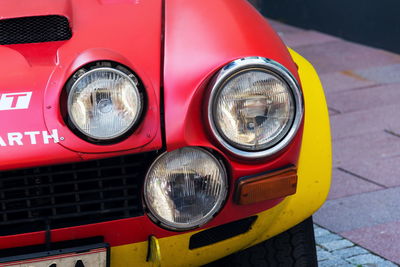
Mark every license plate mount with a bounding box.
[0,243,109,267]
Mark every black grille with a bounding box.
[189,216,257,249]
[0,152,158,236]
[0,15,72,45]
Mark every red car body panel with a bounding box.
[0,0,163,171]
[163,0,304,229]
[163,0,302,170]
[0,0,305,253]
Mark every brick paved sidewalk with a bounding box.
[315,224,398,266]
[268,20,400,265]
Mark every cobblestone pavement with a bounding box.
[268,19,400,266]
[315,225,398,267]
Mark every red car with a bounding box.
[0,0,331,266]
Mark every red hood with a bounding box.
[0,0,163,170]
[0,0,72,20]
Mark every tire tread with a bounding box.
[205,217,317,267]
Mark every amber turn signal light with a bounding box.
[235,166,297,205]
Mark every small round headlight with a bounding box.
[67,66,143,141]
[144,147,228,231]
[208,57,303,158]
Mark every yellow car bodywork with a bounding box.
[110,49,332,267]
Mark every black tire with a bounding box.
[205,217,317,267]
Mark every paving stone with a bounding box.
[314,187,400,233]
[338,156,400,191]
[279,30,339,48]
[331,246,369,258]
[328,168,382,200]
[361,262,399,267]
[386,124,400,137]
[326,83,400,114]
[379,261,400,267]
[316,232,343,244]
[347,254,385,265]
[320,239,354,251]
[314,224,399,266]
[355,64,400,84]
[318,258,354,267]
[328,107,341,116]
[319,71,377,93]
[339,155,400,188]
[332,132,400,187]
[329,104,400,140]
[294,40,400,74]
[333,131,400,167]
[342,221,400,265]
[317,250,333,261]
[314,226,331,237]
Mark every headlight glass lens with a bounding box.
[213,68,296,152]
[144,147,227,230]
[67,67,142,140]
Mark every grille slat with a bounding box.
[0,152,157,236]
[0,162,142,182]
[0,15,72,45]
[0,206,137,226]
[1,184,138,203]
[5,195,138,214]
[0,173,140,192]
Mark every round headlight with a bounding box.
[144,147,228,230]
[208,57,303,158]
[67,66,143,141]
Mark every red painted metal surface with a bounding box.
[0,0,163,171]
[163,0,301,165]
[163,0,303,229]
[0,0,304,250]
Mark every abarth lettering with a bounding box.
[0,129,59,146]
[0,92,32,110]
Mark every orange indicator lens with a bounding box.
[236,166,297,205]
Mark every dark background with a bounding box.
[248,0,400,54]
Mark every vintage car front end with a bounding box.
[0,0,331,266]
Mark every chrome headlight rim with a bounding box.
[143,147,228,231]
[208,57,304,159]
[66,64,144,143]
